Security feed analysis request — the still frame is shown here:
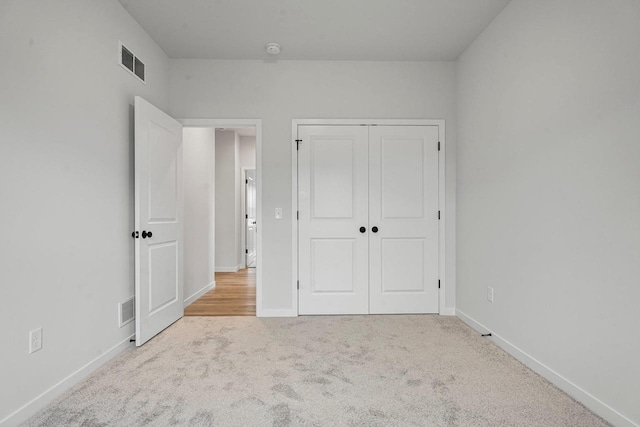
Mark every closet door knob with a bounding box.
[372,226,379,233]
[359,227,366,233]
[131,231,139,239]
[142,230,153,239]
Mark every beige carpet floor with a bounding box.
[24,316,608,426]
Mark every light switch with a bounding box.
[275,208,283,219]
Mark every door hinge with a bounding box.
[297,280,299,290]
[246,249,248,254]
[438,141,441,151]
[246,214,248,219]
[297,211,299,220]
[246,179,248,184]
[438,280,441,289]
[438,211,441,220]
[295,139,302,150]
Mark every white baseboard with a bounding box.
[257,308,297,317]
[439,307,456,316]
[0,334,134,427]
[215,265,241,273]
[183,281,216,307]
[257,308,452,318]
[456,309,638,427]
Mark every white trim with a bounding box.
[439,307,456,316]
[437,122,446,315]
[0,335,134,427]
[215,265,241,273]
[183,281,215,307]
[181,119,262,128]
[291,119,447,317]
[292,119,445,126]
[259,308,298,318]
[255,122,263,316]
[291,120,299,317]
[179,119,263,317]
[456,310,638,427]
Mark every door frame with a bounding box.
[291,119,448,316]
[180,119,264,316]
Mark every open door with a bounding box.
[134,96,184,346]
[245,170,257,268]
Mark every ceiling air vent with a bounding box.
[119,42,145,83]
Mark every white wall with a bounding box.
[215,130,241,270]
[0,0,169,424]
[456,1,640,425]
[183,128,216,303]
[170,60,457,313]
[239,136,256,170]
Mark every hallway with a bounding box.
[185,269,256,316]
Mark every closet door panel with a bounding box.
[369,126,439,314]
[298,126,369,315]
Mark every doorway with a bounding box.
[133,99,263,344]
[180,121,262,317]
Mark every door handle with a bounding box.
[131,231,139,239]
[372,226,379,233]
[359,227,366,233]
[141,230,153,239]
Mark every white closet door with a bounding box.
[369,126,439,314]
[298,126,369,315]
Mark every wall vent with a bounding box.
[119,42,145,83]
[119,296,135,327]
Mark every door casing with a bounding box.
[292,119,447,316]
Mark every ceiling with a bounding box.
[118,0,511,61]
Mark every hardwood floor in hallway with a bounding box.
[185,268,256,316]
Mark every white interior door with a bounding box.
[134,96,184,346]
[298,126,369,314]
[369,126,439,314]
[245,170,257,268]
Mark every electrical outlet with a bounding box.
[275,208,283,219]
[29,327,43,354]
[487,287,494,303]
